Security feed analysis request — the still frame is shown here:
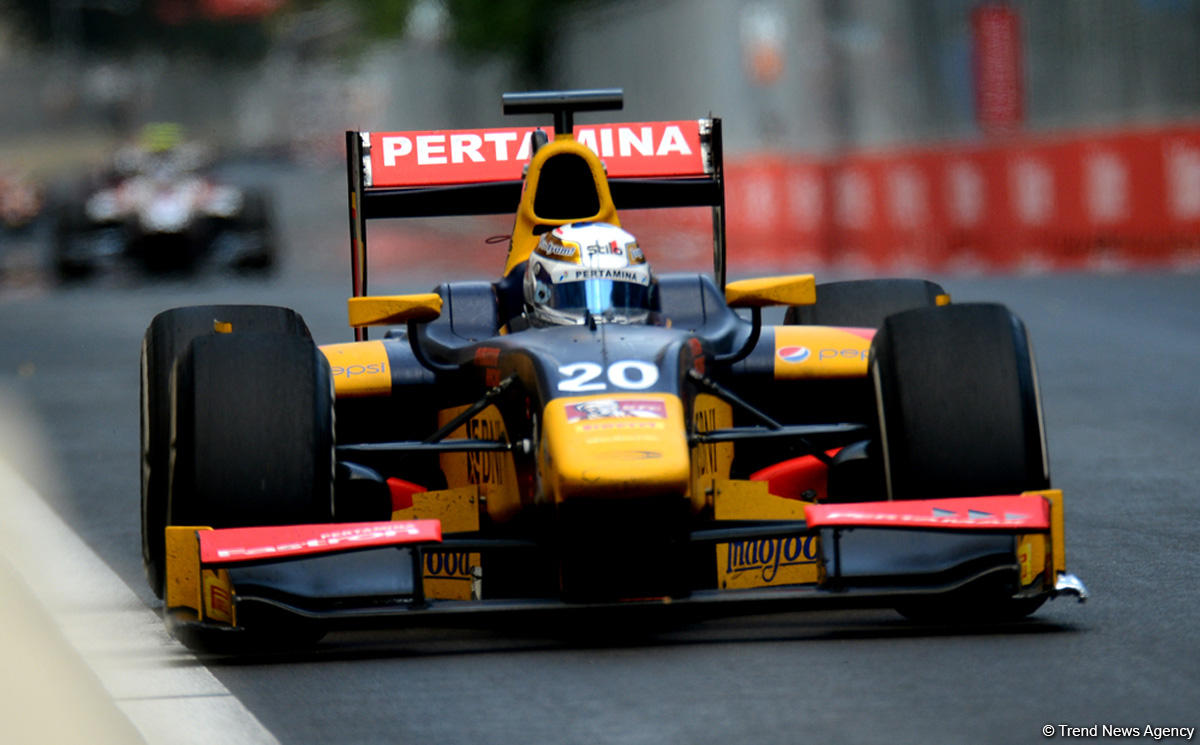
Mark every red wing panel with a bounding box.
[199,520,442,564]
[805,496,1049,530]
[750,449,840,501]
[367,120,707,187]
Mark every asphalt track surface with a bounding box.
[2,232,1199,742]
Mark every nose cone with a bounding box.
[539,393,690,502]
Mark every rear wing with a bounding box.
[345,90,727,319]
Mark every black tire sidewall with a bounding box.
[872,303,1049,500]
[141,305,311,596]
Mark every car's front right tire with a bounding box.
[140,305,311,597]
[167,331,334,531]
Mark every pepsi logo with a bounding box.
[777,346,810,363]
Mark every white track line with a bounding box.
[0,459,280,745]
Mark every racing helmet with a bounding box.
[523,222,655,327]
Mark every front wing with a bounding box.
[162,492,1087,641]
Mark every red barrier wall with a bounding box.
[718,124,1200,274]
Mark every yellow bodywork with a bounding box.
[320,341,392,397]
[713,479,820,589]
[725,274,817,308]
[348,293,443,327]
[392,485,482,601]
[689,393,733,513]
[773,326,874,379]
[503,135,621,277]
[164,526,236,626]
[1016,489,1066,590]
[539,393,690,504]
[437,404,523,522]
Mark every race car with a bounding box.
[54,123,275,280]
[141,89,1087,649]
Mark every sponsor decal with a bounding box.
[628,245,645,264]
[330,361,386,378]
[380,130,537,167]
[566,398,667,423]
[554,267,650,284]
[777,345,811,363]
[537,240,580,260]
[424,550,474,580]
[725,535,819,584]
[816,348,869,361]
[693,404,720,476]
[585,240,625,257]
[200,521,440,563]
[466,416,508,486]
[422,548,482,600]
[777,346,870,364]
[574,124,694,160]
[1018,538,1035,585]
[322,342,392,396]
[772,328,874,380]
[201,569,234,624]
[367,121,706,187]
[209,584,231,616]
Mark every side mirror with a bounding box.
[348,293,443,327]
[724,274,816,308]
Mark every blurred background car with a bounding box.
[51,122,276,280]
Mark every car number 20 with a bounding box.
[557,361,659,392]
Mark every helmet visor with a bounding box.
[550,279,654,320]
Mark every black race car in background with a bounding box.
[54,124,275,280]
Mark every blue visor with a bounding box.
[551,279,653,316]
[549,277,652,314]
[535,262,657,319]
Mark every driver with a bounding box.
[523,222,656,327]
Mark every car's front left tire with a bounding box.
[870,303,1051,622]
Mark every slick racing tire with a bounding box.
[140,305,311,598]
[871,303,1050,622]
[784,278,947,328]
[167,331,334,651]
[871,303,1049,500]
[168,331,334,531]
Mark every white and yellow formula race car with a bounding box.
[140,89,1087,649]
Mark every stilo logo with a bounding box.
[777,346,811,363]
